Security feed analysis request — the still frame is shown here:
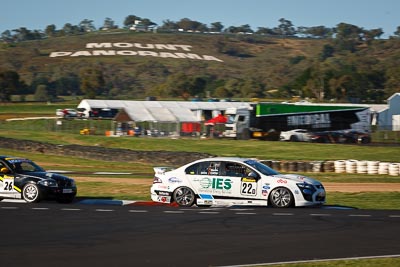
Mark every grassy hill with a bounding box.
[1,30,399,101]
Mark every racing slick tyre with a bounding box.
[22,183,40,203]
[173,186,196,207]
[269,187,294,208]
[289,135,298,142]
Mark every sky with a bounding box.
[1,0,400,38]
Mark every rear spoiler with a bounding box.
[153,167,175,175]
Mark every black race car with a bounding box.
[0,156,77,203]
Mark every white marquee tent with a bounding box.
[77,99,250,122]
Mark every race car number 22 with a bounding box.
[241,182,257,196]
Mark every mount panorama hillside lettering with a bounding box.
[49,42,223,62]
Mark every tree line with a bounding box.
[3,15,400,42]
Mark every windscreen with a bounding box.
[244,160,279,176]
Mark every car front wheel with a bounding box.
[22,183,40,203]
[173,187,195,207]
[269,187,293,208]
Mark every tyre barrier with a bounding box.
[258,160,400,175]
[288,161,297,172]
[323,161,335,172]
[281,161,289,172]
[378,162,389,175]
[389,163,400,176]
[345,160,358,174]
[334,160,346,173]
[297,162,306,172]
[356,160,368,174]
[367,161,379,175]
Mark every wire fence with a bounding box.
[0,118,399,143]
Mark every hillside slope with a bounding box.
[1,31,399,101]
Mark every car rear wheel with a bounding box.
[22,183,40,203]
[269,187,293,208]
[173,186,195,207]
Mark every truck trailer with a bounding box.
[222,102,370,140]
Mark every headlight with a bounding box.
[296,183,316,194]
[38,179,58,187]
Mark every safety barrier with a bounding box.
[260,159,400,176]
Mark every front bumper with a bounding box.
[38,185,77,200]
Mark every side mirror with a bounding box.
[247,172,259,179]
[1,167,10,174]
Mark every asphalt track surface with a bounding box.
[0,201,399,267]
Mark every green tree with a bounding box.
[0,70,21,101]
[79,68,105,98]
[34,84,50,101]
[177,18,208,32]
[214,86,231,98]
[274,18,296,36]
[159,19,179,31]
[320,44,335,61]
[45,24,56,37]
[79,19,96,32]
[62,23,81,35]
[1,30,13,42]
[124,15,141,27]
[210,22,224,32]
[102,18,117,30]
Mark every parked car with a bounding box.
[0,156,77,203]
[280,129,312,142]
[310,130,371,144]
[151,157,326,208]
[56,108,78,119]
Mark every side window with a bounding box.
[238,115,245,122]
[185,162,221,176]
[223,162,248,177]
[185,163,200,175]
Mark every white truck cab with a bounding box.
[223,107,251,139]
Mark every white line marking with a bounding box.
[199,211,220,214]
[61,208,82,211]
[95,209,114,212]
[164,211,184,214]
[389,215,400,218]
[272,213,294,216]
[129,210,148,213]
[310,213,332,216]
[348,214,371,217]
[31,207,49,210]
[229,209,255,211]
[216,254,400,267]
[2,199,26,203]
[1,207,19,209]
[235,212,256,215]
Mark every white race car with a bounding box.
[150,157,326,208]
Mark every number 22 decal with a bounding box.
[241,182,257,196]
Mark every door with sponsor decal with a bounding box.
[0,162,21,199]
[221,162,262,200]
[185,161,234,201]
